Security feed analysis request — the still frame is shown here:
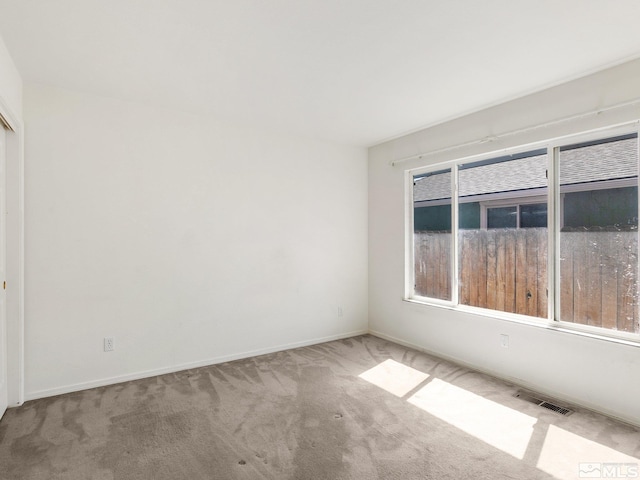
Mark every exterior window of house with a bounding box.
[410,128,640,339]
[485,202,548,229]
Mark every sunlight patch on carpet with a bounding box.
[537,424,640,479]
[358,359,429,397]
[408,378,536,459]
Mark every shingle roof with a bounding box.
[414,136,638,202]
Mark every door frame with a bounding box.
[0,93,25,408]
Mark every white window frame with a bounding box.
[406,122,640,345]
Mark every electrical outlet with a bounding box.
[104,337,114,352]
[500,334,509,348]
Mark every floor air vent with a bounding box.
[514,391,573,416]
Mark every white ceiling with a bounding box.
[1,0,640,147]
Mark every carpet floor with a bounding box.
[0,335,638,479]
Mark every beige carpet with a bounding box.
[0,335,638,479]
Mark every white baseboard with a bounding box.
[368,329,640,429]
[24,329,368,402]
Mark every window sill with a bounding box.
[402,297,640,348]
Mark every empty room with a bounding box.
[0,1,639,479]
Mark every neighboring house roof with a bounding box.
[414,136,638,202]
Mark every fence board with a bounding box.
[437,236,445,296]
[600,233,618,330]
[514,230,528,315]
[618,232,637,332]
[485,231,497,311]
[504,230,517,313]
[459,232,471,305]
[496,231,507,312]
[586,232,604,327]
[572,233,589,327]
[468,231,480,307]
[525,229,539,317]
[424,234,433,295]
[559,235,574,322]
[477,232,488,308]
[537,229,548,318]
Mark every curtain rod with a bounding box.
[390,98,640,167]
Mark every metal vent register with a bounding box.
[514,391,573,416]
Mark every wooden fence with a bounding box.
[415,229,638,332]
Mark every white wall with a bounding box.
[0,32,24,407]
[24,84,368,399]
[369,58,640,426]
[0,34,22,120]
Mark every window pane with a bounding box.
[520,203,547,228]
[458,150,548,317]
[459,202,480,229]
[487,206,517,229]
[413,169,452,300]
[559,134,639,334]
